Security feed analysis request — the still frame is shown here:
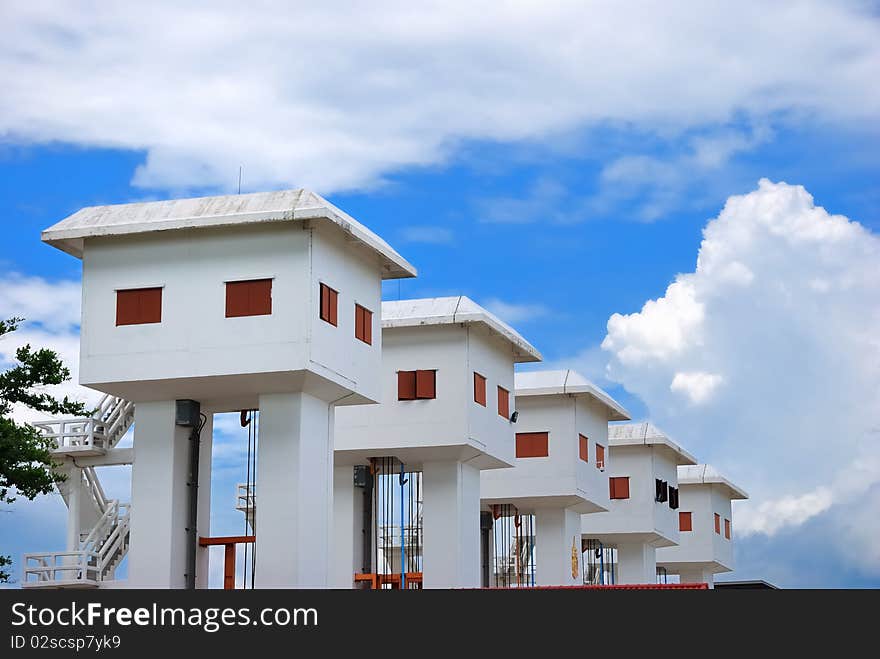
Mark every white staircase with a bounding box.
[23,395,134,588]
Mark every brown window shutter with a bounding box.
[227,279,272,317]
[596,444,605,469]
[355,305,372,344]
[117,288,162,326]
[320,284,330,321]
[474,373,486,406]
[609,476,630,500]
[516,432,549,458]
[328,287,338,325]
[579,434,589,462]
[724,519,731,539]
[398,371,416,400]
[415,370,436,399]
[679,512,693,532]
[497,386,509,419]
[249,279,272,315]
[320,283,338,326]
[363,307,372,345]
[714,513,721,534]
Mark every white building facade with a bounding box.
[481,370,630,586]
[334,297,541,589]
[655,464,748,587]
[580,423,697,584]
[30,189,415,589]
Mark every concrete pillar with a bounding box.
[616,542,657,584]
[535,507,582,586]
[421,460,480,588]
[66,466,82,552]
[254,392,333,588]
[194,413,213,589]
[332,465,362,588]
[128,401,191,588]
[679,567,715,588]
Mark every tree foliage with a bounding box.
[0,316,86,581]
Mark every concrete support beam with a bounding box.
[421,460,480,588]
[332,465,362,588]
[679,567,715,588]
[128,401,191,588]
[616,542,657,584]
[254,392,333,588]
[195,413,213,589]
[535,508,582,586]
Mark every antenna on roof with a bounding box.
[238,166,243,194]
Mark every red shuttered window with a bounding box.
[474,373,487,406]
[225,279,272,318]
[497,386,510,419]
[579,434,589,462]
[679,512,693,532]
[516,432,549,458]
[609,476,630,500]
[596,444,605,469]
[116,287,162,326]
[398,370,436,400]
[320,283,338,326]
[355,304,372,344]
[724,518,731,539]
[714,513,721,534]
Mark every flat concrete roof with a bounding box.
[608,422,698,466]
[381,296,542,363]
[41,189,417,280]
[678,464,749,500]
[514,369,630,421]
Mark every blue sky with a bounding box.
[1,2,879,588]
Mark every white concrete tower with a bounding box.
[40,189,416,588]
[655,464,748,588]
[580,423,697,584]
[334,297,542,588]
[481,369,630,586]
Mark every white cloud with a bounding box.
[670,371,724,405]
[0,275,100,424]
[1,2,878,194]
[599,180,880,571]
[399,226,454,245]
[483,298,550,325]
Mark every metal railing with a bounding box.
[23,552,101,586]
[236,483,255,511]
[33,394,134,453]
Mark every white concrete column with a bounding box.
[535,507,582,586]
[66,466,82,552]
[616,542,657,584]
[194,413,213,589]
[128,401,191,588]
[254,392,333,588]
[679,567,715,588]
[421,460,480,589]
[332,465,362,588]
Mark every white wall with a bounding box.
[580,445,680,547]
[309,223,383,404]
[481,394,610,513]
[656,483,734,575]
[335,323,517,469]
[80,223,383,408]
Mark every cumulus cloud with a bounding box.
[670,371,724,405]
[599,180,880,572]
[1,2,878,193]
